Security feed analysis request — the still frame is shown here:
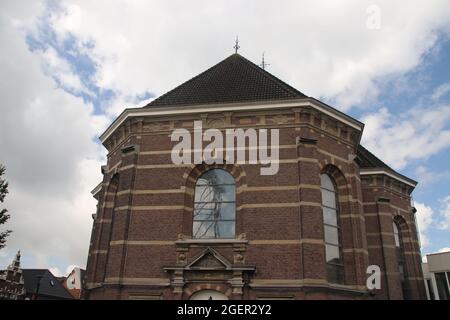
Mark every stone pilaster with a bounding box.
[296,137,327,283]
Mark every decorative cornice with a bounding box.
[360,168,417,187]
[99,98,364,144]
[90,182,103,197]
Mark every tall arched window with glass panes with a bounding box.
[193,169,236,239]
[393,220,409,299]
[320,174,344,284]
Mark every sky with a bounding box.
[0,0,450,276]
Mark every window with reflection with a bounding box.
[435,272,450,300]
[193,169,235,239]
[320,174,344,284]
[393,221,409,299]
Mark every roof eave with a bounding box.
[91,182,103,198]
[359,167,418,188]
[98,98,364,144]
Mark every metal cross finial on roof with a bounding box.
[233,36,240,54]
[260,52,270,70]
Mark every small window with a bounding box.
[193,169,236,239]
[321,174,344,284]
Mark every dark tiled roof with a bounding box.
[22,269,73,299]
[356,145,417,186]
[356,145,392,170]
[145,53,307,108]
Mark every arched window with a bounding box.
[320,174,344,284]
[193,169,235,239]
[393,220,409,298]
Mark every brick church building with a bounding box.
[84,53,426,300]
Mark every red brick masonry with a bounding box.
[84,104,426,300]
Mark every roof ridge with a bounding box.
[233,54,306,97]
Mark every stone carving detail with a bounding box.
[234,253,244,264]
[271,114,289,124]
[190,253,226,269]
[177,233,190,240]
[145,122,165,131]
[237,233,247,240]
[177,253,187,264]
[207,118,226,128]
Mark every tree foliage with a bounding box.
[0,164,11,249]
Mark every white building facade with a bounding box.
[422,251,450,300]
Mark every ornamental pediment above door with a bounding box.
[186,247,232,270]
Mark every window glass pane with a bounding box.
[320,174,335,191]
[325,244,340,263]
[393,222,400,247]
[192,221,235,239]
[435,272,450,300]
[194,202,235,220]
[323,207,338,226]
[394,233,400,247]
[216,221,235,238]
[214,185,235,202]
[193,208,214,221]
[324,225,339,245]
[194,201,216,211]
[193,203,217,218]
[193,169,235,239]
[194,205,222,221]
[194,185,212,202]
[193,221,216,239]
[217,202,235,220]
[194,185,235,202]
[196,169,234,185]
[321,189,336,209]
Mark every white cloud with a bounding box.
[438,247,450,253]
[414,202,434,248]
[438,196,450,229]
[0,1,107,271]
[415,166,437,187]
[0,248,10,260]
[414,166,450,189]
[39,0,450,114]
[432,82,450,101]
[37,46,94,97]
[361,105,450,170]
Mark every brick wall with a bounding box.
[83,106,425,300]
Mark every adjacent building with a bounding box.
[0,251,82,300]
[84,53,426,300]
[0,251,25,300]
[63,267,85,299]
[22,269,74,300]
[422,251,450,300]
